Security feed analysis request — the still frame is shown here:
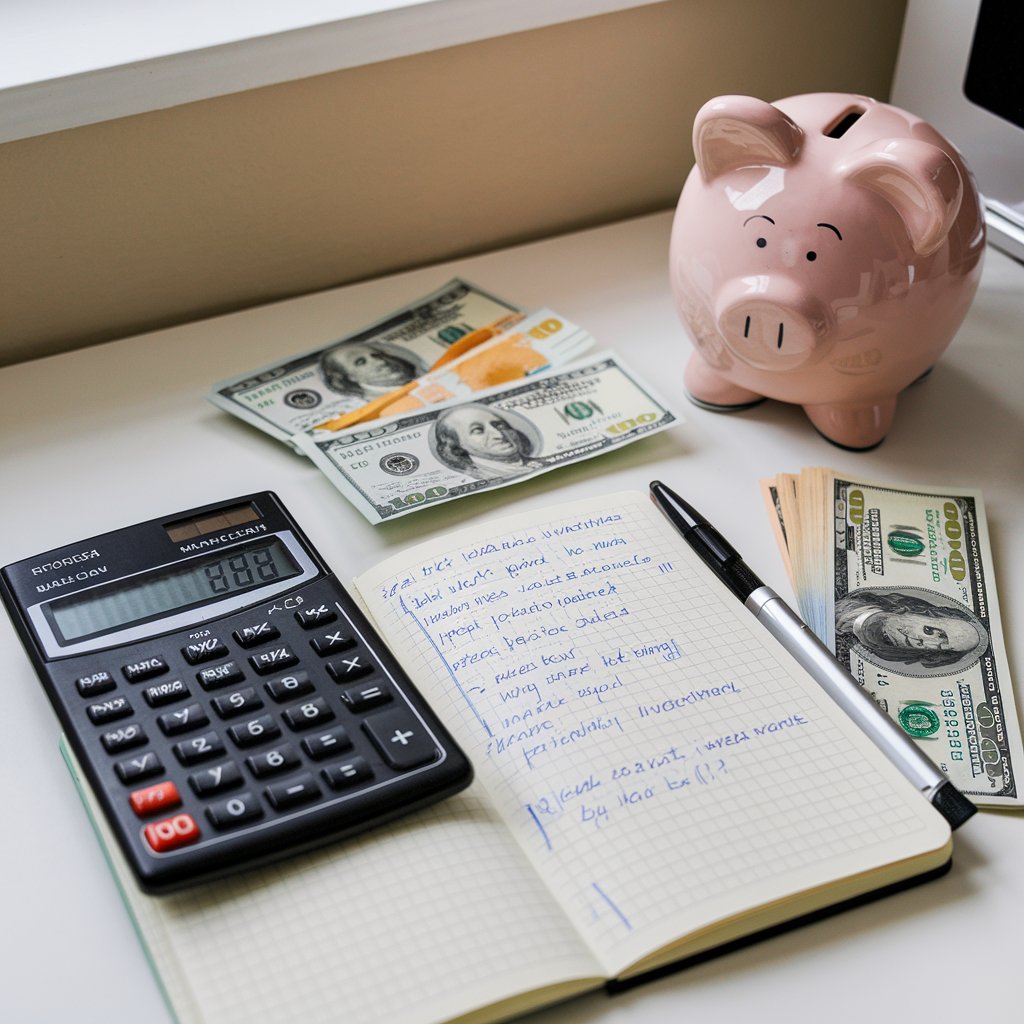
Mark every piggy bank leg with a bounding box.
[684,354,765,410]
[802,397,897,450]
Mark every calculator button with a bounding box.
[101,723,147,753]
[265,773,320,810]
[246,743,300,778]
[339,681,391,712]
[181,637,228,664]
[211,687,264,719]
[122,656,169,683]
[228,714,281,748]
[295,604,337,628]
[309,629,355,656]
[159,702,210,736]
[143,812,201,853]
[173,731,226,765]
[75,671,115,698]
[321,757,373,790]
[196,660,245,690]
[143,679,191,707]
[264,671,315,703]
[301,726,353,761]
[327,653,375,684]
[282,698,335,732]
[248,645,298,675]
[129,780,181,818]
[232,621,280,648]
[206,792,263,830]
[87,695,133,724]
[189,761,243,796]
[363,710,438,770]
[115,751,164,784]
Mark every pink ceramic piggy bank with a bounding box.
[669,93,985,448]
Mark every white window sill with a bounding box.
[0,0,664,144]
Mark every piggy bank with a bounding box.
[669,92,985,448]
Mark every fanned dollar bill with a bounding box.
[296,354,679,523]
[761,467,1024,807]
[309,309,595,432]
[207,279,519,444]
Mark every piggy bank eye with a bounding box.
[756,237,767,248]
[806,251,817,262]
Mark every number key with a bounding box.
[115,751,163,784]
[246,743,300,778]
[227,714,281,748]
[173,730,225,765]
[211,687,264,719]
[264,671,315,703]
[205,792,263,830]
[159,702,210,736]
[188,761,243,796]
[282,698,334,732]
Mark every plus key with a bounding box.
[362,709,438,770]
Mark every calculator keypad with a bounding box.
[54,573,467,891]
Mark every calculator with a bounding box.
[1,493,472,893]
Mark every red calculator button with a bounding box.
[129,780,182,817]
[143,812,201,853]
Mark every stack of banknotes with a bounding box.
[208,279,679,523]
[761,466,1024,808]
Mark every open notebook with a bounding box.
[70,491,953,1024]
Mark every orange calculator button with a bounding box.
[129,780,182,817]
[143,812,201,853]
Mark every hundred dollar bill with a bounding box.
[295,354,679,523]
[764,468,1024,807]
[310,309,595,432]
[207,279,519,444]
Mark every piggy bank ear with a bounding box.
[693,95,803,182]
[838,139,963,256]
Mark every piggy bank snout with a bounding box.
[714,277,831,370]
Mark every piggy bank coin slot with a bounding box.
[825,108,864,139]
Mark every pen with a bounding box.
[649,480,977,830]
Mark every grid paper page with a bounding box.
[355,491,951,976]
[71,762,602,1024]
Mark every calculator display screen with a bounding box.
[46,538,301,643]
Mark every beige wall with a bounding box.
[0,0,907,366]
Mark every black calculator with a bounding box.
[1,492,472,892]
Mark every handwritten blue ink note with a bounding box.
[355,491,950,969]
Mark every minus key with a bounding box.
[265,773,321,810]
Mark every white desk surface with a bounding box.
[2,211,1021,1023]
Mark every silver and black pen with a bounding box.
[649,479,976,830]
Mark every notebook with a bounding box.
[69,490,953,1024]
